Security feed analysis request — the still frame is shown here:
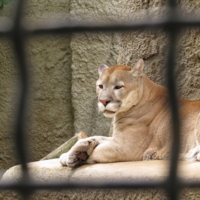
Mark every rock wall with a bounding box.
[0,5,19,172]
[0,0,119,172]
[69,0,120,136]
[0,37,17,173]
[118,0,200,102]
[117,0,167,85]
[0,0,74,171]
[1,0,200,174]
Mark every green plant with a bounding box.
[0,0,12,10]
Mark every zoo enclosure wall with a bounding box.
[1,0,200,200]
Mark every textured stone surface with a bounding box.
[26,34,74,162]
[70,0,120,136]
[71,32,118,136]
[0,0,73,172]
[0,0,18,173]
[117,0,168,86]
[117,0,200,103]
[0,188,168,200]
[0,38,18,171]
[177,28,200,100]
[24,0,74,162]
[0,0,120,172]
[2,159,200,199]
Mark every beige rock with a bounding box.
[2,160,200,199]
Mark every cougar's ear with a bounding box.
[131,59,144,76]
[98,64,109,76]
[135,59,144,72]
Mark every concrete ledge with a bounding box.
[1,159,200,199]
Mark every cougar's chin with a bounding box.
[103,110,116,118]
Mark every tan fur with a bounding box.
[60,59,200,167]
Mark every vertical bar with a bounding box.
[11,0,31,199]
[12,0,29,172]
[166,28,180,200]
[166,0,180,196]
[165,1,181,199]
[168,0,177,8]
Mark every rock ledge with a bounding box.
[1,159,200,200]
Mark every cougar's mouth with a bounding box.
[104,110,116,114]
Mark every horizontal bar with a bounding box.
[0,13,200,36]
[1,178,200,191]
[22,16,200,34]
[1,179,200,191]
[0,23,12,35]
[0,180,165,190]
[180,180,200,188]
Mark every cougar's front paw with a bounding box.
[185,145,200,161]
[143,148,157,160]
[60,151,88,167]
[60,139,99,167]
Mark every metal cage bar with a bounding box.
[12,0,29,172]
[1,0,200,200]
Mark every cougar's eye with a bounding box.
[99,85,103,89]
[114,85,123,90]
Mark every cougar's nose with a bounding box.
[100,99,111,106]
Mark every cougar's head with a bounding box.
[96,59,144,118]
